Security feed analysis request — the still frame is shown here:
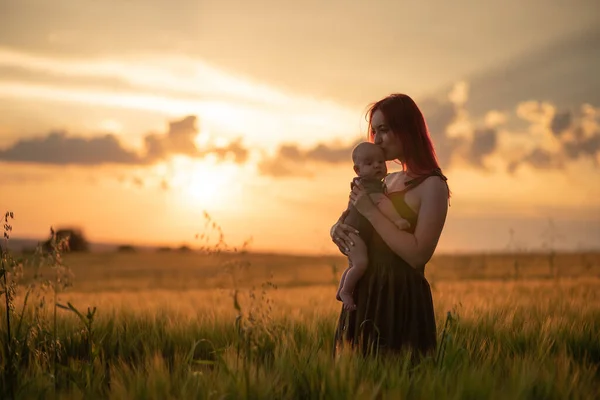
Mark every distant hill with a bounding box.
[3,237,216,254]
[3,237,146,253]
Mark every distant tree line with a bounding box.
[42,228,89,253]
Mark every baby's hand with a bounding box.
[396,219,410,230]
[393,218,411,230]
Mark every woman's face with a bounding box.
[370,109,403,161]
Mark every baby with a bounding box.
[336,142,410,310]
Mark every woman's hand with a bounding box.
[330,210,359,255]
[349,181,377,216]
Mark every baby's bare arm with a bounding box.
[369,194,410,230]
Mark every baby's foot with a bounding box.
[339,290,357,311]
[336,287,342,302]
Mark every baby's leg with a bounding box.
[336,264,350,301]
[371,194,411,230]
[339,233,368,311]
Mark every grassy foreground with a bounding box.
[1,239,600,398]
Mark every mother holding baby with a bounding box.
[330,93,450,359]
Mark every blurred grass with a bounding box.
[2,250,600,399]
[17,250,600,292]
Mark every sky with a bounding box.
[1,0,599,254]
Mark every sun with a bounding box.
[167,156,239,209]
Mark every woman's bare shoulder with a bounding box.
[419,174,450,201]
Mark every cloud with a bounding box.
[419,97,461,168]
[466,128,498,168]
[210,139,249,164]
[0,115,249,166]
[0,132,141,165]
[2,85,598,178]
[508,148,563,173]
[565,134,600,160]
[550,111,571,135]
[144,115,249,163]
[257,158,300,178]
[257,82,505,177]
[418,82,503,170]
[460,26,600,117]
[509,103,600,173]
[254,49,599,178]
[144,116,199,160]
[2,0,598,114]
[258,83,472,178]
[258,139,361,177]
[421,82,600,173]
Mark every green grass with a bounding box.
[1,214,599,399]
[1,302,599,399]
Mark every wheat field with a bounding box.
[1,248,600,399]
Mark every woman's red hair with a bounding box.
[367,93,450,196]
[367,94,442,174]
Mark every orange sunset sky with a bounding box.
[1,0,599,254]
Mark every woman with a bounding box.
[331,93,450,359]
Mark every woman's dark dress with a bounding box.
[333,172,445,358]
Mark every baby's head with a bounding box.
[352,142,387,180]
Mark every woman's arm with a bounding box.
[358,177,448,268]
[330,207,358,255]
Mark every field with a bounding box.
[1,246,600,399]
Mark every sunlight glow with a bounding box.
[98,119,123,133]
[166,156,240,209]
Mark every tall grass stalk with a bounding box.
[1,211,15,399]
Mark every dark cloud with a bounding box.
[258,139,360,177]
[257,158,303,178]
[144,116,199,160]
[510,106,600,172]
[259,94,477,178]
[462,26,600,116]
[419,98,461,169]
[2,97,597,178]
[1,0,597,112]
[564,134,600,161]
[278,145,303,162]
[523,148,564,169]
[466,128,498,168]
[548,110,600,161]
[210,139,249,163]
[144,115,248,163]
[0,132,141,165]
[259,93,497,178]
[508,148,564,174]
[0,115,250,166]
[550,111,572,135]
[421,81,600,174]
[421,99,457,141]
[305,142,354,164]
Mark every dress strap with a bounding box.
[405,168,447,186]
[398,168,448,194]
